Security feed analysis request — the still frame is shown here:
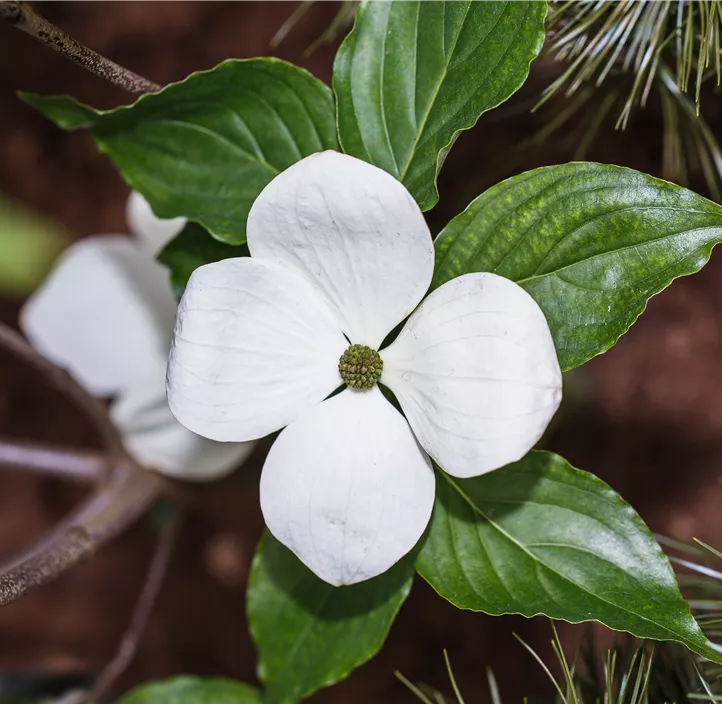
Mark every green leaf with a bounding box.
[248,532,414,704]
[22,58,338,245]
[158,221,245,298]
[20,97,97,130]
[334,0,546,210]
[432,162,722,370]
[416,451,722,664]
[116,677,262,704]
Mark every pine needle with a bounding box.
[395,671,438,704]
[443,650,466,704]
[487,667,503,704]
[542,0,722,124]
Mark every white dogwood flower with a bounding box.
[167,151,562,585]
[21,193,255,480]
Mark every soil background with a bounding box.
[1,3,721,703]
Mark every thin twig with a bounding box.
[0,437,106,483]
[0,1,161,94]
[88,507,182,704]
[0,324,166,607]
[0,324,122,458]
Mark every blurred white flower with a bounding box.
[167,151,562,584]
[22,193,255,480]
[125,190,186,256]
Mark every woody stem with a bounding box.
[0,1,161,94]
[0,324,166,607]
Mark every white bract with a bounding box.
[21,193,255,480]
[167,151,562,585]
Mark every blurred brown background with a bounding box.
[1,2,721,702]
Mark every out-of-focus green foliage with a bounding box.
[0,197,67,299]
[117,677,262,704]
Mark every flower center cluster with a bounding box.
[338,344,383,390]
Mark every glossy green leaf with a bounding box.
[334,0,546,209]
[416,451,722,663]
[248,532,414,704]
[117,677,262,704]
[21,58,338,245]
[158,222,245,298]
[432,163,722,370]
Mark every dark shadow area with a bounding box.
[258,532,416,620]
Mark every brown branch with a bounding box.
[0,457,163,607]
[0,324,167,607]
[0,1,161,94]
[0,324,123,458]
[88,508,182,704]
[0,437,106,483]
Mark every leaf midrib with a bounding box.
[397,1,473,182]
[516,218,722,287]
[150,119,278,176]
[284,599,333,699]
